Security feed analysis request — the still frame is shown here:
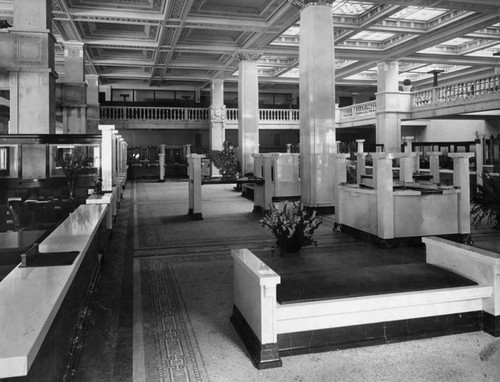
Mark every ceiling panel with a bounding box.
[2,0,499,92]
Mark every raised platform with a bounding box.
[231,239,500,369]
[277,262,477,304]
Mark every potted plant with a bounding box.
[260,201,323,255]
[402,78,412,91]
[54,153,92,199]
[471,173,500,229]
[208,141,240,179]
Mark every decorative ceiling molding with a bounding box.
[41,0,500,89]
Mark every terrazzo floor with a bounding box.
[73,180,500,382]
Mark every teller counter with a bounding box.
[337,184,462,240]
[0,204,108,380]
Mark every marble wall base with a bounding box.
[230,306,282,369]
[482,311,500,336]
[278,311,482,357]
[233,304,489,369]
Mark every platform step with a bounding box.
[276,284,492,334]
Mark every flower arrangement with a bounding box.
[260,201,322,255]
[54,153,92,199]
[92,177,103,194]
[208,141,240,178]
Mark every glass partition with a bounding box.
[0,147,7,170]
[50,144,101,177]
[0,145,20,178]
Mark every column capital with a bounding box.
[99,124,116,131]
[63,40,85,48]
[85,73,99,82]
[64,41,84,58]
[377,60,399,72]
[289,0,332,9]
[236,52,262,63]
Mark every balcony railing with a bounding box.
[100,73,499,125]
[413,74,500,107]
[101,106,301,123]
[225,108,300,122]
[100,106,209,121]
[338,101,377,122]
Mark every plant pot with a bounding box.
[282,238,303,253]
[279,233,304,254]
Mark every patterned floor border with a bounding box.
[133,255,229,382]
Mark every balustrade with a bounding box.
[226,108,238,121]
[339,100,377,121]
[100,73,499,126]
[413,74,500,107]
[100,106,209,121]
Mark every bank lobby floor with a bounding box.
[72,180,500,382]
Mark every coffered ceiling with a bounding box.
[1,0,500,94]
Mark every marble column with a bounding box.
[86,74,100,134]
[210,79,226,176]
[376,61,401,153]
[237,54,260,176]
[9,0,56,133]
[298,1,336,208]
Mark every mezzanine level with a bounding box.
[100,73,500,130]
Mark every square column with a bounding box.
[210,79,226,176]
[61,41,87,134]
[238,56,260,175]
[428,152,441,184]
[9,0,56,134]
[86,74,100,134]
[187,154,203,220]
[373,154,395,239]
[99,125,116,192]
[298,2,336,208]
[449,153,474,235]
[333,154,350,225]
[159,144,166,182]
